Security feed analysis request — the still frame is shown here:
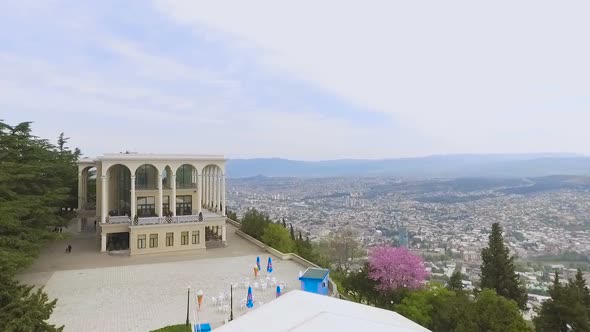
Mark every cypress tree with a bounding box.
[289,224,295,240]
[282,217,287,228]
[480,223,527,310]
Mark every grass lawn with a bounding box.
[151,324,192,332]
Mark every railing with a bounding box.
[135,213,223,226]
[106,216,132,224]
[137,216,161,225]
[136,215,201,225]
[104,212,225,226]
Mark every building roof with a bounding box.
[213,290,430,332]
[98,153,225,161]
[77,153,226,164]
[299,268,330,280]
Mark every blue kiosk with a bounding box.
[299,267,330,295]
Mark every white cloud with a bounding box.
[2,1,589,159]
[154,0,590,154]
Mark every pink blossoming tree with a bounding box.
[368,246,428,291]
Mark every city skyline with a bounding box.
[2,1,590,160]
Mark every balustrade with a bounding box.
[104,212,223,226]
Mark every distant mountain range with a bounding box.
[226,154,590,178]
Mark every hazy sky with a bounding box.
[2,1,589,160]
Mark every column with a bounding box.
[197,174,202,214]
[130,175,136,220]
[101,175,107,223]
[171,173,177,216]
[158,174,163,217]
[207,171,211,208]
[221,175,226,216]
[221,224,227,242]
[213,169,218,210]
[217,172,222,212]
[203,169,207,207]
[100,233,107,252]
[82,173,87,208]
[216,171,221,211]
[78,172,84,210]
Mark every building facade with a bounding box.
[77,153,228,255]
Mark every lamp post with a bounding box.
[230,283,234,321]
[186,286,191,326]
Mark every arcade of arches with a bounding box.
[77,154,228,254]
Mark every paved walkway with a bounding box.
[18,224,306,331]
[19,224,263,287]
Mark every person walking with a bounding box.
[67,244,72,253]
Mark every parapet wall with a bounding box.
[228,219,340,298]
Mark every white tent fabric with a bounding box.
[214,290,430,332]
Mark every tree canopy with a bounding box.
[534,271,590,331]
[395,285,530,332]
[369,246,428,291]
[261,223,294,253]
[0,121,78,331]
[447,270,464,293]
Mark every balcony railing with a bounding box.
[136,215,202,225]
[106,216,132,224]
[104,212,224,226]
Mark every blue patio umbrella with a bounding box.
[256,256,261,271]
[267,257,273,273]
[246,286,254,308]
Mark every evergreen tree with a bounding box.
[0,121,77,330]
[447,270,463,292]
[240,208,271,239]
[298,231,303,241]
[480,223,527,310]
[574,269,590,310]
[56,132,69,152]
[534,272,590,331]
[289,223,295,240]
[282,217,287,228]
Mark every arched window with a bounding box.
[136,164,157,189]
[176,165,194,189]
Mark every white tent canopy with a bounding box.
[214,290,430,332]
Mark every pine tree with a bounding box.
[448,270,463,292]
[480,223,527,310]
[0,121,77,330]
[298,231,303,241]
[57,132,69,152]
[282,217,287,228]
[534,272,590,331]
[289,224,295,240]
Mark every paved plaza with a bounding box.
[19,224,307,331]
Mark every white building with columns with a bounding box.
[77,153,228,255]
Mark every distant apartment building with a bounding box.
[77,153,228,255]
[462,250,479,262]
